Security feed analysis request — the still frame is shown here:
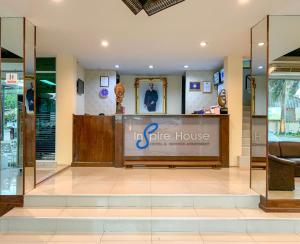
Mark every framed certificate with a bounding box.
[203,81,212,93]
[100,76,109,87]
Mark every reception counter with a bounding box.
[72,114,229,168]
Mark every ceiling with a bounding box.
[0,0,300,75]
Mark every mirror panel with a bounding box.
[268,16,300,200]
[0,17,24,195]
[24,19,36,193]
[250,17,268,196]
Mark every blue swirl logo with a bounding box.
[136,123,159,150]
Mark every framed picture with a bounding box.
[100,76,109,87]
[135,77,167,114]
[189,81,201,91]
[203,81,212,93]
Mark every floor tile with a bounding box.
[105,209,151,217]
[195,209,243,218]
[152,232,202,241]
[249,233,300,242]
[0,232,52,242]
[101,232,151,241]
[100,241,151,244]
[200,232,253,242]
[49,233,101,242]
[4,208,63,217]
[152,209,198,217]
[60,208,107,217]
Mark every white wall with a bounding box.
[120,75,182,115]
[85,70,117,115]
[185,71,217,114]
[75,63,85,115]
[56,55,77,165]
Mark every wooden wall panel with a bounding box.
[72,115,115,165]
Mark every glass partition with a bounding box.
[250,17,268,196]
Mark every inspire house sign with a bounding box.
[124,116,220,157]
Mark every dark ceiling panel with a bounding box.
[122,0,185,16]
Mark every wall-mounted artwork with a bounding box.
[135,77,167,114]
[100,76,109,87]
[189,81,201,91]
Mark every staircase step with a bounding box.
[24,194,259,209]
[1,208,300,233]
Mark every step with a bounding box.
[1,208,300,233]
[24,194,260,209]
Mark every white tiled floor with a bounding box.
[1,232,300,243]
[28,167,255,196]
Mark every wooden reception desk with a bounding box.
[72,114,229,168]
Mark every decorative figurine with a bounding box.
[218,89,228,114]
[114,82,125,114]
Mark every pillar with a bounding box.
[224,56,243,166]
[56,55,77,165]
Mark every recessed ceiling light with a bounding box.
[115,65,120,69]
[238,0,250,5]
[258,66,264,70]
[101,40,109,47]
[184,65,189,69]
[149,65,154,69]
[258,42,265,47]
[200,41,207,47]
[52,0,63,3]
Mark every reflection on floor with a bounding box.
[28,166,255,195]
[0,163,68,195]
[251,169,266,196]
[1,232,300,243]
[36,163,68,184]
[269,177,300,199]
[252,167,300,200]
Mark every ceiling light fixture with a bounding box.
[122,0,185,16]
[258,42,265,47]
[258,66,264,70]
[115,65,120,69]
[149,65,154,69]
[238,0,250,5]
[200,41,207,47]
[184,65,189,69]
[101,40,109,47]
